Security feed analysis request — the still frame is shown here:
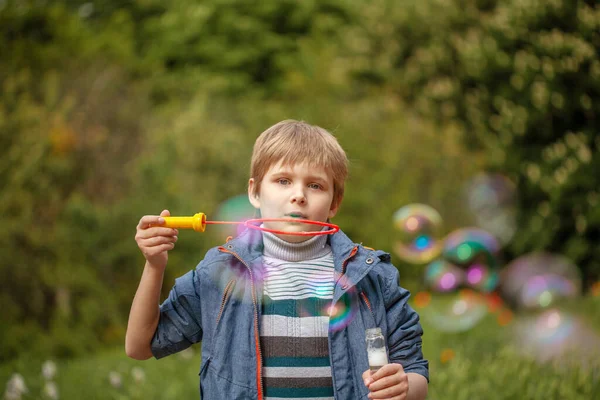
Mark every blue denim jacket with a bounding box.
[151,228,429,399]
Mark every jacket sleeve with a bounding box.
[384,267,429,382]
[151,269,203,359]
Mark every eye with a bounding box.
[278,178,291,186]
[308,183,323,190]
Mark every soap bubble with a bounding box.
[424,259,465,292]
[465,173,517,245]
[418,289,488,332]
[327,275,358,332]
[442,228,501,292]
[392,204,444,264]
[500,252,581,310]
[512,309,600,367]
[465,263,498,293]
[213,194,256,238]
[327,297,357,333]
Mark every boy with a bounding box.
[126,120,429,399]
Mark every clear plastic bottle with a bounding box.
[365,327,389,373]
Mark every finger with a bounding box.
[137,215,166,230]
[363,369,373,386]
[144,243,175,257]
[140,235,178,248]
[367,373,403,392]
[362,369,372,381]
[160,209,170,217]
[391,396,406,400]
[136,227,178,240]
[368,383,404,399]
[371,363,402,382]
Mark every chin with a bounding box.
[266,221,314,232]
[275,232,312,243]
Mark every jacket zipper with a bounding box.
[359,291,376,326]
[341,246,358,276]
[218,246,263,400]
[216,279,235,326]
[329,246,358,398]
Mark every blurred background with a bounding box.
[1,0,599,398]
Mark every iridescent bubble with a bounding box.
[500,252,581,310]
[213,194,256,238]
[205,255,260,305]
[465,173,517,245]
[420,289,489,332]
[442,228,500,292]
[512,309,600,366]
[327,276,358,332]
[424,259,465,292]
[392,204,444,264]
[465,263,498,292]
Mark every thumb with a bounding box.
[362,369,372,386]
[160,209,171,217]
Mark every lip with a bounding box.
[285,212,308,219]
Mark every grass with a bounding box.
[2,295,599,399]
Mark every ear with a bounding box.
[328,196,341,219]
[248,178,261,209]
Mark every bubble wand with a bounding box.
[162,213,339,236]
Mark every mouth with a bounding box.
[286,212,308,219]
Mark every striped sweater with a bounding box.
[260,231,335,400]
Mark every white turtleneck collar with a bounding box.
[261,227,331,262]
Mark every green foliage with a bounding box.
[343,0,600,285]
[1,0,598,365]
[0,1,151,360]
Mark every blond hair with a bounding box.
[250,120,348,207]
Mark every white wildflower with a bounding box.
[108,371,122,389]
[42,360,57,380]
[4,373,28,400]
[131,367,145,384]
[43,381,59,400]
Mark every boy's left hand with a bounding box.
[362,363,409,399]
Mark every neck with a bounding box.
[262,229,330,261]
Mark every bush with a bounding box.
[343,0,600,287]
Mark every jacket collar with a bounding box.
[224,227,389,302]
[226,226,358,265]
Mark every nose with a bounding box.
[291,188,306,205]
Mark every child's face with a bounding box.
[248,161,339,243]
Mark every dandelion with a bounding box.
[131,367,145,384]
[4,373,28,400]
[43,381,59,400]
[108,371,122,389]
[42,360,57,380]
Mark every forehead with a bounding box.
[266,160,333,181]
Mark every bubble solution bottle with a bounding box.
[365,328,389,373]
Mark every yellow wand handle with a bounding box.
[162,213,207,232]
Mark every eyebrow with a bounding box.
[271,170,329,183]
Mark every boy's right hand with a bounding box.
[135,209,178,270]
